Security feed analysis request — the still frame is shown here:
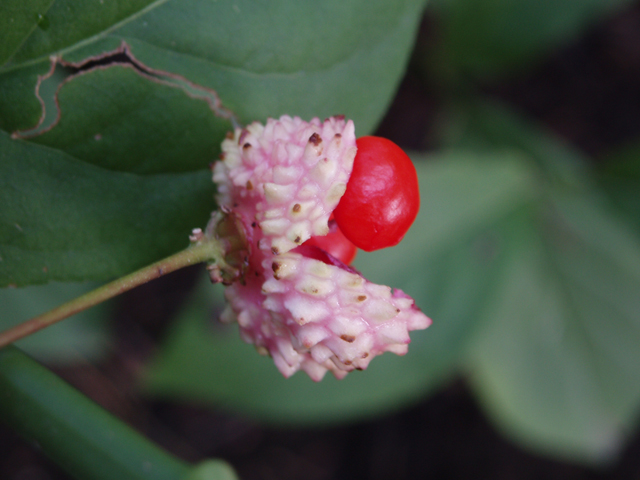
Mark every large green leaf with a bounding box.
[431,0,634,78]
[0,282,110,363]
[2,0,427,135]
[0,130,214,286]
[142,152,537,425]
[465,194,640,465]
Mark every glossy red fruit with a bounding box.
[303,220,358,264]
[333,136,419,252]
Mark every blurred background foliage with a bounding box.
[2,0,640,478]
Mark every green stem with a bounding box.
[0,240,222,348]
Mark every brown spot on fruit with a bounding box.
[272,262,281,279]
[340,334,356,343]
[292,203,301,212]
[308,132,321,146]
[357,295,367,302]
[246,180,253,190]
[271,247,280,255]
[294,236,301,244]
[243,142,251,150]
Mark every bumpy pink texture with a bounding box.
[214,115,356,255]
[213,115,431,381]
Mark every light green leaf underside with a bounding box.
[466,196,640,465]
[449,99,640,465]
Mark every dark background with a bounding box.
[2,4,640,479]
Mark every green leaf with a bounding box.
[0,282,110,363]
[7,0,156,64]
[0,0,54,66]
[0,130,214,286]
[444,98,640,463]
[465,195,640,464]
[27,64,232,174]
[142,152,537,425]
[3,0,427,136]
[432,0,633,77]
[0,345,194,480]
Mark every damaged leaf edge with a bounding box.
[12,41,239,139]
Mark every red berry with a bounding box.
[333,136,419,252]
[303,220,358,264]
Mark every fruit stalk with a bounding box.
[0,236,223,348]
